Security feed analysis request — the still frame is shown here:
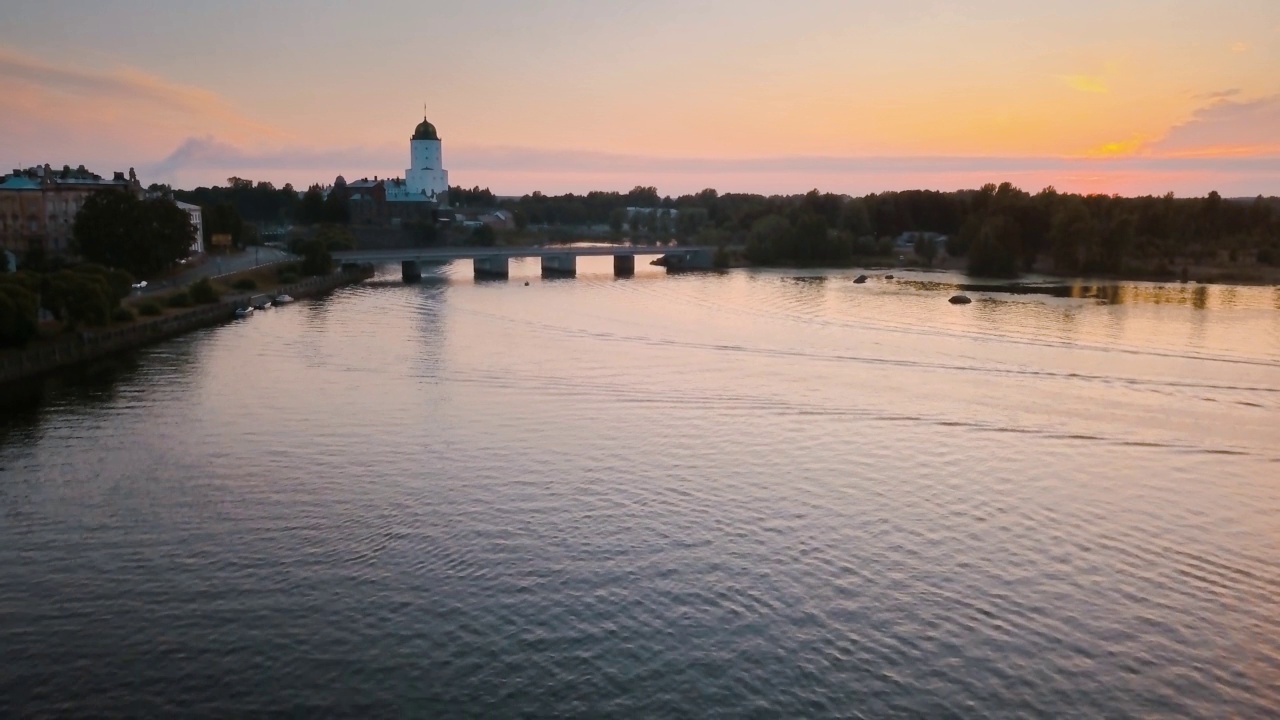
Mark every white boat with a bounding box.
[234,306,254,317]
[253,300,272,310]
[274,294,295,304]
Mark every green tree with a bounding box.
[72,263,135,304]
[299,186,326,225]
[73,191,193,278]
[44,270,113,328]
[746,214,792,265]
[315,224,356,251]
[322,191,350,224]
[1047,197,1094,274]
[0,281,39,348]
[624,185,660,207]
[189,277,219,304]
[296,239,333,276]
[204,202,245,250]
[608,208,628,234]
[655,209,671,235]
[913,234,939,267]
[967,216,1022,278]
[1095,214,1135,274]
[675,208,709,240]
[792,214,831,266]
[840,198,873,237]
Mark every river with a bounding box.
[2,257,1279,717]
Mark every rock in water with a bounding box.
[884,274,894,279]
[949,294,972,304]
[854,275,868,284]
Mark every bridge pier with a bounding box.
[473,256,509,280]
[541,253,577,278]
[660,248,716,272]
[401,260,422,283]
[613,255,635,277]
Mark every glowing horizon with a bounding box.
[2,1,1278,197]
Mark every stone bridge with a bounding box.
[332,245,728,281]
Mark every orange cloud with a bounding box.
[1085,136,1149,158]
[1231,41,1250,53]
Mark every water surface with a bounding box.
[2,259,1279,717]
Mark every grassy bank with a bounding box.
[1,266,372,390]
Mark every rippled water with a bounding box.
[3,257,1279,717]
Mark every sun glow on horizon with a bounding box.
[1,1,1277,195]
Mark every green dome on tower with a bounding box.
[412,119,439,141]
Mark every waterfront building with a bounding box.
[330,117,453,228]
[173,200,205,255]
[0,164,143,256]
[385,117,449,205]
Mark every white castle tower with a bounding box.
[402,116,448,202]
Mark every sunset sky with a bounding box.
[2,0,1278,197]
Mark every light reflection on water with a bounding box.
[2,259,1279,717]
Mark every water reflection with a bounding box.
[2,267,1280,717]
[892,275,1280,313]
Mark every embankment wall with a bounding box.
[0,268,370,387]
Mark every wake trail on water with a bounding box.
[446,304,1280,399]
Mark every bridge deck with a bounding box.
[333,245,722,264]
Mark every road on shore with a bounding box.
[138,248,294,295]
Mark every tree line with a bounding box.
[143,176,1280,278]
[485,184,1279,276]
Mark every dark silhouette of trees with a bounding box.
[174,178,299,227]
[968,216,1022,278]
[470,224,497,247]
[73,191,193,278]
[745,214,792,265]
[0,275,39,347]
[204,203,246,249]
[299,186,326,225]
[322,191,350,225]
[1048,197,1093,274]
[295,239,332,276]
[449,185,496,208]
[913,234,939,266]
[608,208,627,234]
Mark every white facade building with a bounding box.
[174,200,204,254]
[386,118,449,204]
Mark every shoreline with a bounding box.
[516,237,1280,287]
[718,255,1280,288]
[0,266,373,397]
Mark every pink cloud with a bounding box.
[0,44,282,169]
[1152,94,1280,156]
